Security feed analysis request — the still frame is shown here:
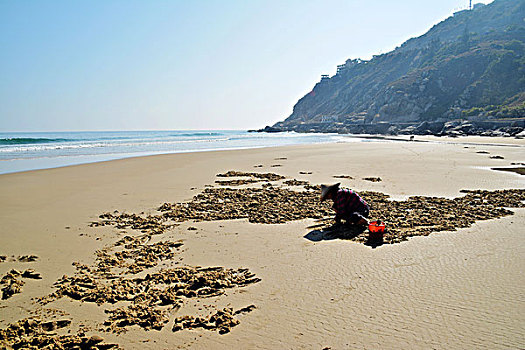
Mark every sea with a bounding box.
[0,130,349,174]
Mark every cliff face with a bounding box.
[274,0,525,131]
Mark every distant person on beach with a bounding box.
[320,183,369,227]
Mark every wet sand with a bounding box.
[1,136,524,349]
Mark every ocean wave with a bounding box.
[173,132,223,137]
[0,137,232,153]
[0,137,70,145]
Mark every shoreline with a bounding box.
[0,130,341,175]
[1,138,524,349]
[1,133,523,176]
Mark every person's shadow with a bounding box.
[304,224,364,241]
[304,223,384,248]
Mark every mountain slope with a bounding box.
[273,0,525,132]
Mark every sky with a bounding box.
[0,0,494,132]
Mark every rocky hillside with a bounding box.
[270,0,525,135]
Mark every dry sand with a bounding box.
[0,136,524,349]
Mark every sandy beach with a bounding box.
[1,136,524,349]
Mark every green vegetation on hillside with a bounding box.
[462,92,525,118]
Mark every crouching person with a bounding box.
[320,183,369,227]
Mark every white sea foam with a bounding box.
[0,137,232,153]
[0,130,344,174]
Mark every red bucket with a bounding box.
[368,221,385,240]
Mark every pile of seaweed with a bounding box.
[0,318,120,349]
[362,188,525,243]
[95,172,525,244]
[38,233,260,335]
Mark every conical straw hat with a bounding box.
[320,183,340,201]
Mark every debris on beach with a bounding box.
[333,175,353,179]
[43,265,260,308]
[361,188,525,243]
[172,308,239,334]
[159,172,524,244]
[18,255,38,262]
[159,186,332,224]
[104,304,169,332]
[90,212,174,235]
[22,269,42,279]
[93,172,525,245]
[234,304,257,315]
[216,178,262,186]
[99,239,183,275]
[1,268,43,299]
[213,171,286,186]
[1,270,25,300]
[492,167,525,176]
[362,177,382,182]
[216,171,285,181]
[283,179,309,186]
[0,318,120,350]
[172,306,256,334]
[39,225,261,334]
[490,155,505,159]
[0,255,39,263]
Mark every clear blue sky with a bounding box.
[0,0,493,132]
